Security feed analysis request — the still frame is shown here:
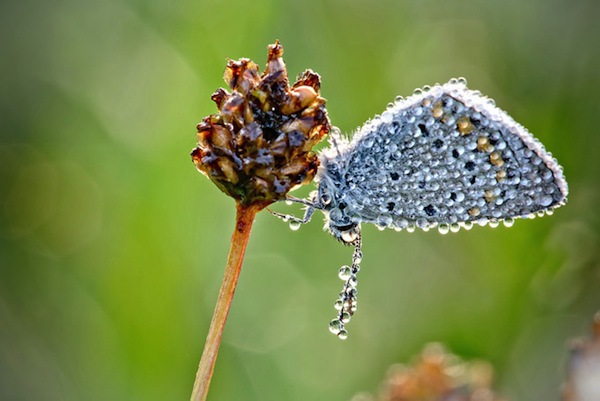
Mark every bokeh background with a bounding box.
[1,0,599,400]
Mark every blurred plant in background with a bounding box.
[1,0,599,400]
[352,314,600,401]
[563,312,600,401]
[352,343,505,401]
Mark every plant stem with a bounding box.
[190,202,260,401]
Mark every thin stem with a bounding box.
[190,202,260,401]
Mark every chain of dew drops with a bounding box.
[329,240,362,340]
[284,207,362,340]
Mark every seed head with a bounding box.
[191,41,331,207]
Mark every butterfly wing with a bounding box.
[336,78,568,231]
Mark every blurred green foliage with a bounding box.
[1,0,599,400]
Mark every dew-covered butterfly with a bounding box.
[270,78,568,339]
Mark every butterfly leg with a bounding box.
[267,195,317,229]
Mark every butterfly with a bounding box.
[270,78,568,339]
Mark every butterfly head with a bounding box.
[316,168,361,245]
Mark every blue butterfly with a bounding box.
[270,78,568,339]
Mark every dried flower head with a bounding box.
[353,343,506,401]
[191,41,331,207]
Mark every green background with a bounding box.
[1,0,599,400]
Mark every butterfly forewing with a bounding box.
[338,80,568,230]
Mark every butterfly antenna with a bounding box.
[329,126,344,159]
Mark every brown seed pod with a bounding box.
[191,41,331,207]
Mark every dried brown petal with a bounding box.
[223,59,260,93]
[281,85,318,115]
[217,158,238,184]
[293,69,321,91]
[211,125,233,151]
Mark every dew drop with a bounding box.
[413,88,423,95]
[329,319,342,334]
[285,200,293,206]
[353,251,363,264]
[457,77,467,85]
[502,218,514,228]
[289,220,301,231]
[334,299,343,311]
[381,111,393,123]
[437,223,450,235]
[341,312,351,323]
[348,274,358,287]
[489,219,499,228]
[450,223,461,233]
[329,208,343,221]
[377,215,393,227]
[337,329,348,340]
[416,218,428,228]
[338,265,352,280]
